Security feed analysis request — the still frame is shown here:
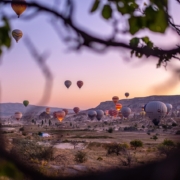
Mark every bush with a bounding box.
[130,140,143,150]
[11,139,54,161]
[74,151,87,163]
[107,127,113,133]
[106,143,126,156]
[150,135,158,141]
[162,139,175,147]
[97,157,103,161]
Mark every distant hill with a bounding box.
[85,95,180,112]
[0,103,74,117]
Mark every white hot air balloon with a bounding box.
[96,110,104,121]
[145,101,167,125]
[88,110,97,120]
[165,103,173,115]
[121,107,131,118]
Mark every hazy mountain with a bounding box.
[85,95,180,112]
[0,103,74,117]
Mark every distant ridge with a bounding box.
[85,95,180,112]
[0,103,73,117]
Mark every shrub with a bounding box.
[162,139,175,147]
[150,135,158,141]
[106,143,126,156]
[130,140,143,150]
[107,127,113,133]
[11,139,54,161]
[74,151,87,163]
[97,157,103,161]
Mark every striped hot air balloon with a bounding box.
[11,0,27,18]
[14,112,22,120]
[112,96,119,104]
[115,103,122,111]
[77,81,83,89]
[12,29,23,43]
[73,107,80,114]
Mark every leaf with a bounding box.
[130,37,139,47]
[90,0,100,13]
[101,4,112,19]
[141,36,149,44]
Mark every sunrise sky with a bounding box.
[0,0,180,110]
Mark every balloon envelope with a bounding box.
[11,0,27,18]
[104,110,109,116]
[64,80,72,89]
[112,96,119,104]
[145,101,167,125]
[115,103,122,111]
[121,107,131,118]
[88,110,97,120]
[165,103,173,114]
[73,107,80,114]
[12,29,23,42]
[125,92,129,98]
[96,110,104,120]
[77,81,83,89]
[46,108,50,114]
[109,109,118,117]
[55,111,65,122]
[23,100,29,107]
[63,109,68,116]
[14,112,22,120]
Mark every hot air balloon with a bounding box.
[12,29,23,43]
[55,110,65,122]
[64,80,72,89]
[140,110,146,116]
[14,112,22,120]
[104,110,109,116]
[63,109,68,116]
[23,100,29,107]
[88,110,97,120]
[125,92,129,98]
[109,109,118,117]
[165,103,173,114]
[121,107,131,118]
[77,81,83,89]
[46,108,50,114]
[145,101,167,126]
[96,110,104,121]
[115,103,122,111]
[73,107,80,114]
[112,96,119,104]
[11,0,27,18]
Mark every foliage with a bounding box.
[105,143,127,156]
[130,140,143,150]
[11,139,54,161]
[74,151,87,163]
[120,150,134,168]
[107,127,113,133]
[162,139,175,147]
[150,135,158,141]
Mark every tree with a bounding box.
[130,140,143,150]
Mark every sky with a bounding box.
[0,0,180,110]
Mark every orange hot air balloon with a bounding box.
[73,107,80,114]
[63,109,68,116]
[112,96,119,104]
[14,112,22,120]
[55,111,65,122]
[46,108,50,114]
[115,103,122,111]
[11,0,27,18]
[77,81,83,89]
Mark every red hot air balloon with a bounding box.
[63,109,68,116]
[77,81,83,89]
[112,96,119,104]
[54,111,65,122]
[115,103,122,111]
[111,109,118,117]
[73,107,80,114]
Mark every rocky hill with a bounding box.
[86,95,180,113]
[0,103,73,117]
